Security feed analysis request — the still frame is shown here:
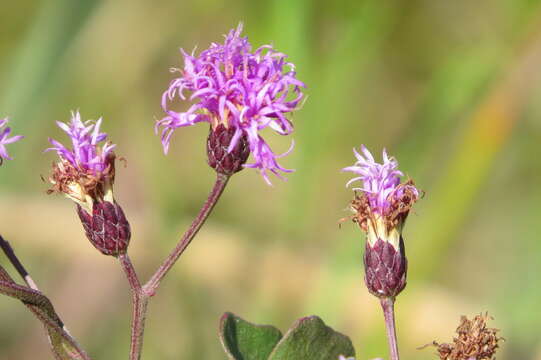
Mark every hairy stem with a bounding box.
[144,173,230,293]
[119,253,147,360]
[380,297,400,360]
[0,267,91,360]
[0,235,90,359]
[118,174,229,360]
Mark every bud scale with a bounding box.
[77,201,131,256]
[207,124,249,175]
[363,236,407,298]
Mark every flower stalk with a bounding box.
[380,297,400,360]
[117,174,229,360]
[0,235,91,360]
[144,173,230,293]
[118,253,147,360]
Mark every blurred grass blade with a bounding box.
[0,0,101,123]
[410,18,541,279]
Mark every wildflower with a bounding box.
[158,23,305,183]
[342,145,420,298]
[47,111,130,256]
[0,117,24,164]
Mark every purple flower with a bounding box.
[0,117,24,162]
[47,111,117,211]
[342,146,420,299]
[47,111,115,175]
[158,23,305,184]
[343,145,419,218]
[47,112,131,256]
[342,145,419,232]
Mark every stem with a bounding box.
[380,297,400,360]
[119,253,148,360]
[0,267,91,360]
[119,174,229,360]
[144,173,230,293]
[0,235,91,359]
[0,235,39,290]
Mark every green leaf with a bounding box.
[268,316,355,360]
[219,312,283,360]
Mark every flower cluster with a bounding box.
[342,145,419,233]
[47,111,116,212]
[158,23,305,183]
[0,117,23,163]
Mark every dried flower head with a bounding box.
[427,313,503,360]
[46,111,130,256]
[46,111,116,212]
[0,117,24,164]
[158,23,305,184]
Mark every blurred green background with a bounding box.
[0,0,540,359]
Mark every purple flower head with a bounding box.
[47,111,115,175]
[342,145,419,231]
[158,23,306,184]
[47,111,117,211]
[0,117,24,163]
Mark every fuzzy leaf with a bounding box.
[219,312,283,360]
[268,316,355,360]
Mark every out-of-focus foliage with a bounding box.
[0,0,540,359]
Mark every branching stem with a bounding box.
[119,253,147,360]
[119,173,230,360]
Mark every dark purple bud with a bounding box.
[363,236,407,298]
[76,201,131,256]
[207,124,249,176]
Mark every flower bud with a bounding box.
[207,124,249,175]
[77,201,131,256]
[364,234,407,298]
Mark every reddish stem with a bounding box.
[119,174,230,360]
[0,235,91,359]
[144,174,229,293]
[119,253,147,360]
[380,297,400,360]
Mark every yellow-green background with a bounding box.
[0,0,540,359]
